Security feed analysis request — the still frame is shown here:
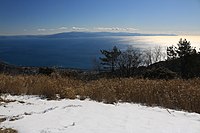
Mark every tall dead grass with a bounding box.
[0,74,199,113]
[0,128,18,133]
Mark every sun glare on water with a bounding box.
[118,36,200,50]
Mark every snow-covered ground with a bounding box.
[0,95,200,133]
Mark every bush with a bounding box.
[144,67,177,79]
[38,67,54,75]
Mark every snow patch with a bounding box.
[0,95,200,133]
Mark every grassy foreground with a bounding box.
[0,74,199,113]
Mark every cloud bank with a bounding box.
[36,26,138,34]
[72,27,88,31]
[58,27,68,30]
[37,28,46,32]
[94,27,138,32]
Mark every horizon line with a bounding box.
[0,31,183,37]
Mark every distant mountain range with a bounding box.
[0,32,177,39]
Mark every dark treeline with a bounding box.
[99,38,200,79]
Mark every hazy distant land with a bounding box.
[0,32,177,39]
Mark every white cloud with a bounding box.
[94,27,138,32]
[35,26,138,34]
[58,27,68,30]
[95,27,113,31]
[72,27,88,31]
[125,28,138,31]
[37,28,46,32]
[49,29,55,31]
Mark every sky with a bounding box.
[0,0,200,35]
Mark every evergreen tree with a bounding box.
[176,38,196,57]
[167,38,197,78]
[100,46,121,72]
[167,45,177,60]
[167,38,196,59]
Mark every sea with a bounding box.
[0,36,199,69]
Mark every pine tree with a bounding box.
[167,38,196,59]
[100,46,121,72]
[167,45,177,60]
[167,38,197,78]
[176,38,196,57]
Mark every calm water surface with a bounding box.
[0,36,199,69]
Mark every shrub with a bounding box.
[144,67,177,79]
[38,67,54,75]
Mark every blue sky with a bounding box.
[0,0,200,35]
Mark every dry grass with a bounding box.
[0,118,6,124]
[0,128,18,133]
[0,74,200,113]
[0,118,18,133]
